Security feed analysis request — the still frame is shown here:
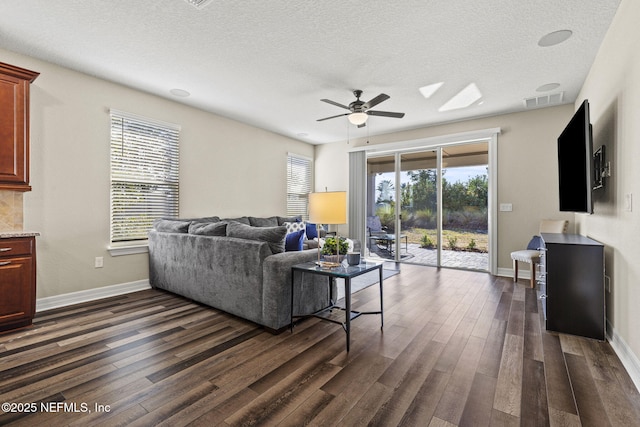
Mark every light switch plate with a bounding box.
[625,193,632,212]
[500,203,513,212]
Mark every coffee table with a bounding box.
[290,261,384,352]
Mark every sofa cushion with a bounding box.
[189,216,221,224]
[285,229,305,251]
[249,216,279,227]
[277,215,302,226]
[222,216,250,225]
[226,222,287,254]
[153,219,191,233]
[189,221,227,236]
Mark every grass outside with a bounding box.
[402,227,488,252]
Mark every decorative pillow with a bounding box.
[153,219,191,233]
[284,221,306,236]
[277,215,302,226]
[306,222,320,239]
[249,216,279,227]
[226,222,287,254]
[526,235,542,250]
[285,229,305,251]
[189,221,227,236]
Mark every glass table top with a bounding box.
[292,260,383,278]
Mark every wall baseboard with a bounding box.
[36,280,151,312]
[496,267,525,279]
[607,320,640,392]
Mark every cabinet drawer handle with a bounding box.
[0,248,12,252]
[0,261,11,266]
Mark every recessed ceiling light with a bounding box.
[170,88,190,97]
[538,30,573,47]
[536,83,561,92]
[419,82,444,99]
[439,83,482,112]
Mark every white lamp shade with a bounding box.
[308,191,347,224]
[348,112,368,125]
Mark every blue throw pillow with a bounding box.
[285,229,305,251]
[306,222,319,240]
[526,235,542,250]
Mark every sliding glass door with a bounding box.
[441,143,488,270]
[366,154,399,260]
[365,142,489,271]
[398,150,439,266]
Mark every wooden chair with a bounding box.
[510,219,568,288]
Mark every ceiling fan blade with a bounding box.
[317,113,349,122]
[362,93,390,110]
[320,99,351,110]
[367,110,405,118]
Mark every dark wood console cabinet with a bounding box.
[0,62,39,191]
[539,233,605,340]
[0,236,37,332]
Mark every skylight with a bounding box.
[183,0,214,9]
[419,82,443,99]
[439,83,482,112]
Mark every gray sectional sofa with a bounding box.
[148,215,332,332]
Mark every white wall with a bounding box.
[575,0,640,375]
[315,105,575,270]
[0,48,315,299]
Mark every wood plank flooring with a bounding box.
[1,264,639,426]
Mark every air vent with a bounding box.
[523,92,564,109]
[183,0,214,9]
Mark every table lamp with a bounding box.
[308,191,347,267]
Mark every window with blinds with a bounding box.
[110,110,180,243]
[287,154,312,220]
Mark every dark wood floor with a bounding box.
[1,264,640,426]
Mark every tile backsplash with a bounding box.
[0,191,24,231]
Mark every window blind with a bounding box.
[287,154,312,220]
[110,110,180,243]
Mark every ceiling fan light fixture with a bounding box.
[348,112,368,125]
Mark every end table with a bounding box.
[291,261,384,352]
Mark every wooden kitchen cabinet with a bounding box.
[0,236,37,332]
[0,62,39,191]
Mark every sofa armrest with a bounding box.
[262,249,332,331]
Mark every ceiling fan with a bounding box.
[317,90,405,127]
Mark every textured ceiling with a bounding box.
[0,0,621,144]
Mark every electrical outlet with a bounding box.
[95,257,104,268]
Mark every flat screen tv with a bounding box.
[557,99,593,213]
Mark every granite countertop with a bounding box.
[0,231,40,238]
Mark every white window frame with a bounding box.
[108,109,180,256]
[287,153,313,220]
